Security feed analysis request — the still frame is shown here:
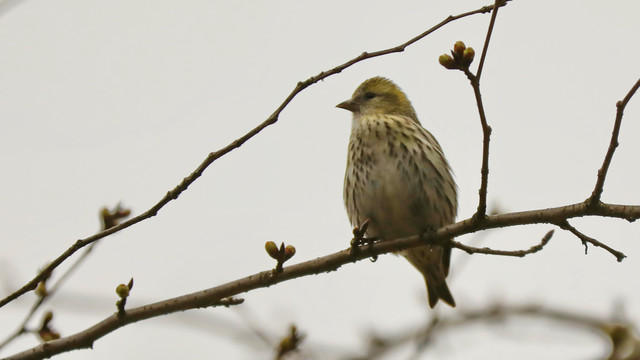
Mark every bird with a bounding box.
[337,76,457,308]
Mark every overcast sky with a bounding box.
[1,1,639,359]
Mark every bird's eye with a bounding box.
[363,92,377,100]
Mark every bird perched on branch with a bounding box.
[338,77,457,308]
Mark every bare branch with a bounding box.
[0,206,131,351]
[439,6,501,220]
[465,0,505,217]
[557,220,626,262]
[590,77,640,205]
[476,0,505,80]
[452,229,553,257]
[463,69,492,219]
[4,200,639,360]
[0,0,510,311]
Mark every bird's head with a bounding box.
[336,77,418,122]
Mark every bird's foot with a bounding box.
[350,219,378,258]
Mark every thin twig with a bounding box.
[452,229,553,257]
[557,220,626,262]
[0,206,130,350]
[466,0,504,218]
[5,201,639,360]
[590,77,640,205]
[464,69,492,219]
[0,0,510,311]
[454,0,504,219]
[0,244,97,350]
[476,0,504,80]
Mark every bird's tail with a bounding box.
[424,271,455,308]
[401,245,455,308]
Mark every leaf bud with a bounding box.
[438,54,456,69]
[463,47,475,65]
[265,241,280,259]
[453,41,466,56]
[283,245,296,261]
[116,283,130,298]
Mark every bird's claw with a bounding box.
[351,219,370,250]
[350,220,379,260]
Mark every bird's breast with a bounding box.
[344,114,456,240]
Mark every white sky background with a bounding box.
[0,0,639,359]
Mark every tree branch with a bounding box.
[0,0,511,311]
[589,77,640,205]
[557,220,626,262]
[476,0,504,80]
[465,69,493,220]
[452,0,504,219]
[453,229,553,257]
[5,200,639,360]
[0,206,131,351]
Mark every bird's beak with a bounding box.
[336,99,359,113]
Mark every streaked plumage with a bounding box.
[338,77,457,308]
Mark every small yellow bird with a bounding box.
[338,77,457,308]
